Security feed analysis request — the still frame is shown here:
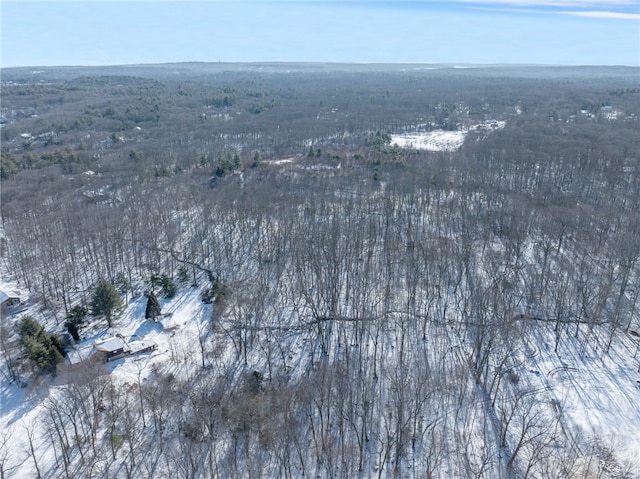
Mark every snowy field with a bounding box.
[391,120,506,151]
[391,130,467,151]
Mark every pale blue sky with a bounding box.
[2,1,639,67]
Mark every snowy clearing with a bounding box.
[391,120,506,151]
[391,130,467,151]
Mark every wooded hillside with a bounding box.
[1,64,639,478]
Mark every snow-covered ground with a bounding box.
[1,240,639,478]
[390,120,506,152]
[513,325,640,472]
[391,130,467,151]
[0,280,212,478]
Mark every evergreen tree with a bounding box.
[215,153,235,177]
[145,291,162,321]
[68,304,88,324]
[160,274,177,298]
[65,305,87,342]
[91,280,124,327]
[65,321,81,342]
[177,266,189,284]
[251,151,262,168]
[18,316,64,374]
[0,152,19,179]
[22,336,51,371]
[18,316,42,340]
[150,272,162,288]
[232,152,241,170]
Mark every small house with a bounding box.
[0,290,21,312]
[94,336,129,362]
[93,335,157,362]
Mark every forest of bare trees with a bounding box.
[1,64,639,478]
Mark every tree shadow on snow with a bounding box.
[133,320,162,338]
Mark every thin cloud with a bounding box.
[443,0,640,21]
[563,10,640,19]
[444,0,637,6]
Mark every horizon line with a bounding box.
[3,60,640,69]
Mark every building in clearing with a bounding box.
[94,336,128,362]
[93,335,158,362]
[0,290,21,312]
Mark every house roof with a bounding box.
[94,337,126,353]
[0,290,20,304]
[129,339,157,354]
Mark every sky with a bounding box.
[1,0,639,67]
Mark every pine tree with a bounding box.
[232,152,241,170]
[65,305,87,342]
[177,266,189,284]
[18,316,64,374]
[145,291,162,321]
[65,321,81,342]
[160,274,176,298]
[91,280,124,328]
[251,151,262,168]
